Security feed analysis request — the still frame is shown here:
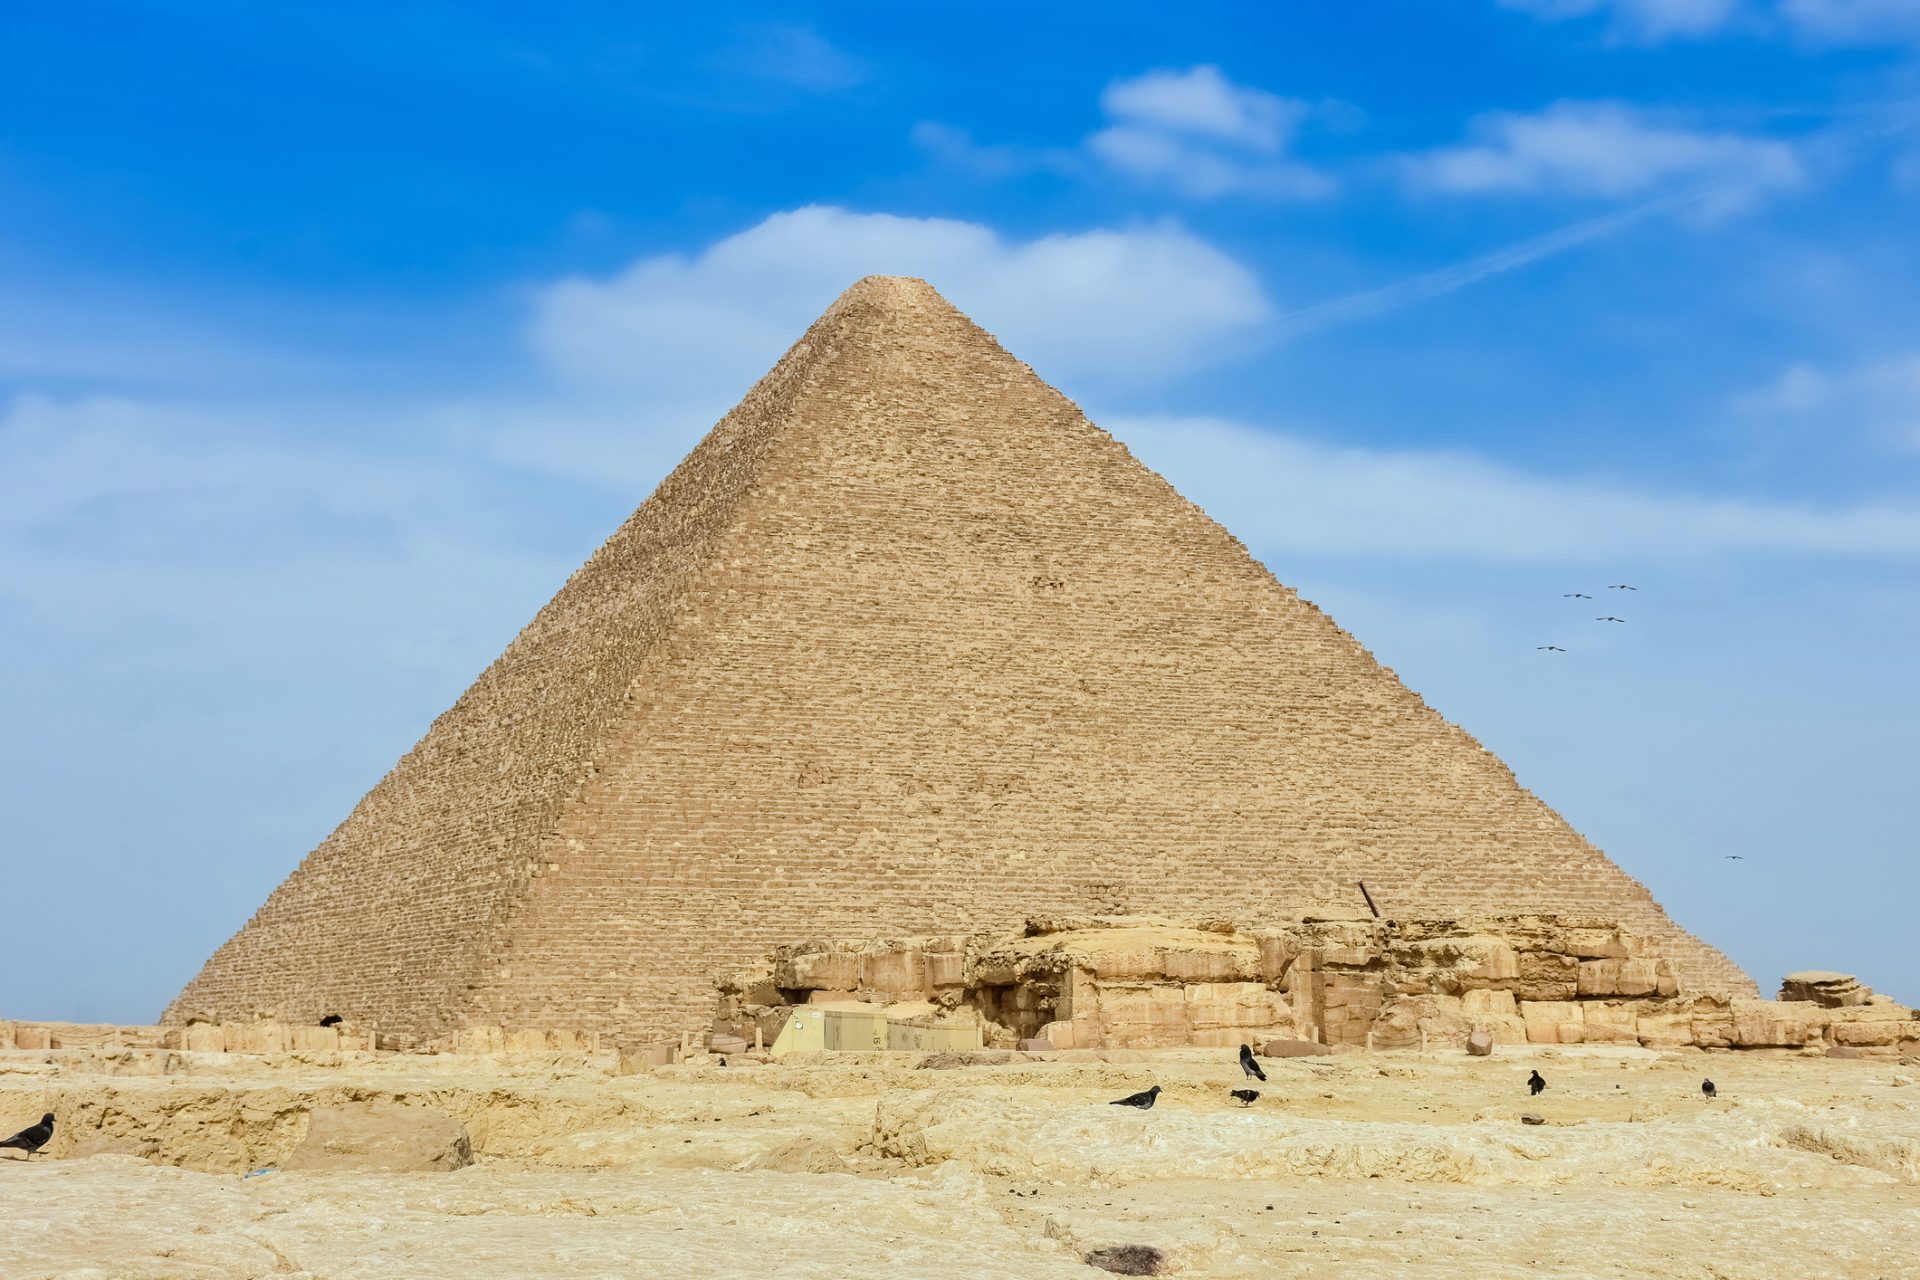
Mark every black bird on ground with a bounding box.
[1702,1079,1717,1099]
[1230,1089,1260,1107]
[1110,1085,1162,1109]
[1563,592,1593,599]
[1528,1070,1547,1097]
[0,1113,54,1156]
[1536,645,1566,652]
[1238,1044,1267,1081]
[318,1014,343,1028]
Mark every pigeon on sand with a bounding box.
[1110,1086,1161,1109]
[0,1113,54,1156]
[1239,1044,1267,1081]
[1230,1089,1260,1107]
[1702,1079,1717,1099]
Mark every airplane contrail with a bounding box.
[1276,102,1920,341]
[1276,189,1702,339]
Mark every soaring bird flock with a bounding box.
[1539,582,1638,654]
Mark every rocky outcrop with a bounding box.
[723,916,1920,1056]
[1779,971,1870,1007]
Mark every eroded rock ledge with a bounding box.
[716,915,1919,1056]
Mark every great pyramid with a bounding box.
[169,276,1753,1043]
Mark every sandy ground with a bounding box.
[2,1044,1917,1278]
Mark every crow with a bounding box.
[1238,1044,1267,1081]
[1609,584,1638,591]
[1528,1070,1547,1096]
[1563,592,1593,599]
[1595,616,1626,623]
[0,1113,53,1156]
[1702,1079,1717,1100]
[1536,645,1566,652]
[1110,1086,1161,1109]
[1230,1089,1261,1107]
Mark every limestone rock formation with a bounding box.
[1779,971,1870,1007]
[167,275,1753,1044]
[729,915,1920,1055]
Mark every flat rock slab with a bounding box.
[282,1101,472,1173]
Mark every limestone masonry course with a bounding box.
[166,275,1753,1045]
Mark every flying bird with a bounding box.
[1110,1085,1161,1110]
[1528,1070,1547,1097]
[1230,1089,1261,1107]
[1702,1079,1717,1100]
[1239,1044,1267,1081]
[1609,584,1638,591]
[1725,855,1744,861]
[0,1113,54,1156]
[1536,645,1566,652]
[1563,592,1593,599]
[1595,616,1626,623]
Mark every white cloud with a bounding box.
[1088,65,1335,199]
[1406,101,1800,213]
[1109,414,1920,560]
[1499,0,1741,39]
[1737,353,1920,448]
[915,65,1334,201]
[1100,64,1300,151]
[527,205,1274,399]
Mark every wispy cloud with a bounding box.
[1404,101,1801,214]
[713,21,869,93]
[1498,0,1742,40]
[1781,0,1920,44]
[1737,352,1920,449]
[1111,413,1920,559]
[1503,0,1920,43]
[907,122,1080,181]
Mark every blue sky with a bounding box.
[3,1,1918,1021]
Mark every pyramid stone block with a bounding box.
[167,276,1753,1044]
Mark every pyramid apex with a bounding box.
[834,274,948,308]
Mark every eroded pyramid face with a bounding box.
[170,277,1750,1044]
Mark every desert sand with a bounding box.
[3,1043,1917,1278]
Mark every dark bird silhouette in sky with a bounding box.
[1528,1070,1547,1097]
[1595,616,1626,623]
[1609,584,1638,591]
[1110,1085,1161,1109]
[1239,1044,1267,1081]
[1702,1079,1717,1099]
[1725,855,1745,861]
[1230,1089,1261,1107]
[0,1113,54,1156]
[1563,592,1593,599]
[1536,645,1566,652]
